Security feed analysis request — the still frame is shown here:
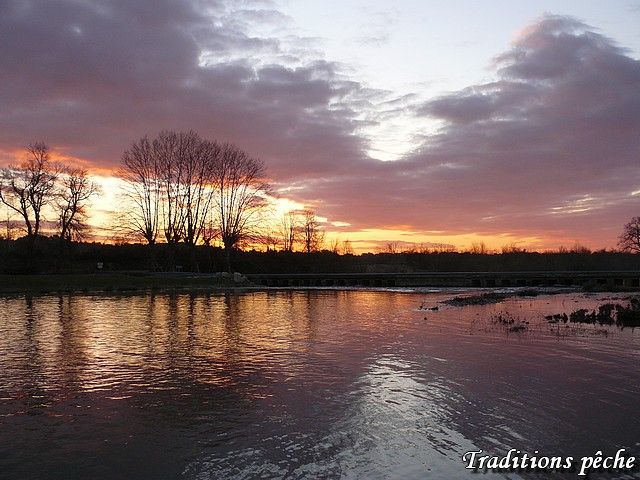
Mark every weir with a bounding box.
[246,271,640,288]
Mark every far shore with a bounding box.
[0,272,249,296]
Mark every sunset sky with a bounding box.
[1,0,639,252]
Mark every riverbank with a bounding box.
[0,272,248,296]
[2,271,639,297]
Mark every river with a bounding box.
[1,289,639,479]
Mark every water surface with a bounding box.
[1,290,639,479]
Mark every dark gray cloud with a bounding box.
[0,0,372,177]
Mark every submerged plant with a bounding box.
[569,304,616,325]
[614,300,640,328]
[491,312,529,333]
[545,313,569,323]
[547,298,640,328]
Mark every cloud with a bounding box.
[0,0,373,175]
[292,15,640,248]
[1,5,638,249]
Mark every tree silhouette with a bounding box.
[618,217,640,253]
[119,132,270,272]
[0,142,59,265]
[120,131,223,249]
[56,167,99,256]
[212,143,270,272]
[279,209,299,252]
[118,136,161,245]
[301,208,325,253]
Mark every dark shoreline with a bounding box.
[0,272,249,296]
[1,272,638,298]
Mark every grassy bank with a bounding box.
[0,273,245,296]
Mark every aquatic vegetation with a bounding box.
[491,312,530,333]
[546,298,640,328]
[418,302,439,311]
[545,313,569,323]
[443,292,509,306]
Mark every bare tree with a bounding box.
[301,208,325,253]
[279,209,299,252]
[618,217,640,253]
[501,242,524,254]
[174,133,221,271]
[119,132,270,272]
[201,211,217,247]
[378,241,401,254]
[468,241,490,254]
[258,226,280,252]
[431,242,457,253]
[328,237,340,254]
[211,142,270,271]
[118,136,161,245]
[153,130,187,245]
[0,142,59,264]
[179,136,220,248]
[56,167,99,253]
[341,239,354,255]
[120,133,216,243]
[1,206,12,236]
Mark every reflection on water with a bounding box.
[1,290,639,479]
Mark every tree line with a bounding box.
[1,130,639,273]
[0,131,327,272]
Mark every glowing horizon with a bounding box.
[0,137,632,254]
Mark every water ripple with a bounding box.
[1,291,639,479]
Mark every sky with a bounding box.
[1,0,639,252]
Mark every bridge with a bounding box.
[246,271,640,288]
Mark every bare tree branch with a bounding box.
[211,142,271,271]
[118,136,161,245]
[618,217,640,253]
[0,142,59,264]
[301,208,325,253]
[56,167,100,245]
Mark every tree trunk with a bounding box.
[26,234,35,269]
[224,240,233,273]
[146,242,159,272]
[188,243,200,273]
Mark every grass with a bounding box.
[0,272,245,296]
